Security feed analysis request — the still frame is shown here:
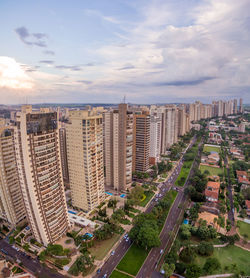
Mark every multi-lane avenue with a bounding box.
[0,239,65,278]
[94,136,199,278]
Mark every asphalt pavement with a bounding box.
[93,137,197,278]
[0,239,65,278]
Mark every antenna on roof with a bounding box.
[123,95,126,104]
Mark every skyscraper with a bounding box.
[59,124,69,186]
[66,110,105,212]
[104,104,133,191]
[0,126,26,227]
[15,105,70,245]
[132,111,150,173]
[149,114,162,165]
[161,106,178,152]
[239,98,243,113]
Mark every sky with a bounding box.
[0,0,250,104]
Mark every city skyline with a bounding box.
[1,0,250,104]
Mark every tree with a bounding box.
[185,264,202,278]
[203,257,221,274]
[180,224,191,240]
[180,246,196,263]
[197,242,214,256]
[175,262,186,275]
[130,214,160,249]
[128,186,145,205]
[163,263,175,278]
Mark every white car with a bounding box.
[111,251,115,255]
[160,249,163,254]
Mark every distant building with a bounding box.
[239,98,243,113]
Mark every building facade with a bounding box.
[132,112,150,172]
[0,126,26,226]
[104,104,133,191]
[15,106,70,245]
[66,110,105,212]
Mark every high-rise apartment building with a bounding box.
[59,124,69,186]
[239,98,243,113]
[0,126,26,227]
[149,114,162,165]
[132,112,150,173]
[15,105,70,245]
[104,104,133,191]
[66,110,105,212]
[161,106,178,152]
[233,99,237,114]
[178,107,186,136]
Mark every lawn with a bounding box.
[194,245,250,275]
[200,164,223,176]
[116,244,149,276]
[175,160,192,186]
[110,270,132,278]
[237,220,250,239]
[203,145,221,153]
[89,233,120,260]
[139,190,154,207]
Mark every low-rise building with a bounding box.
[205,181,220,202]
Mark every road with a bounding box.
[137,138,203,278]
[93,137,197,278]
[0,239,65,278]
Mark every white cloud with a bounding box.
[0,56,33,89]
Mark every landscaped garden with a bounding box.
[194,245,250,275]
[203,145,221,153]
[139,190,154,207]
[175,160,192,186]
[89,233,120,260]
[110,270,132,278]
[116,244,149,276]
[200,164,223,176]
[175,143,199,186]
[237,220,250,239]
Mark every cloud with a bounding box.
[77,80,93,85]
[153,77,216,87]
[55,65,82,71]
[39,60,54,64]
[118,64,135,70]
[15,26,49,48]
[0,56,33,89]
[43,50,55,55]
[84,9,120,24]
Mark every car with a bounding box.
[111,251,115,255]
[97,268,101,273]
[103,274,107,278]
[126,237,129,242]
[160,249,163,254]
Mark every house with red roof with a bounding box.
[205,181,220,203]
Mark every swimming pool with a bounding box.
[120,194,126,198]
[68,210,77,215]
[82,233,93,240]
[183,219,189,224]
[105,192,113,196]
